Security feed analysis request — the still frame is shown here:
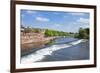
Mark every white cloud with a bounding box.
[70,13,86,16]
[21,14,25,17]
[26,10,37,14]
[54,24,61,27]
[53,12,60,15]
[77,18,89,24]
[36,17,50,22]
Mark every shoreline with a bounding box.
[21,36,56,55]
[21,39,89,63]
[21,33,88,57]
[21,37,56,45]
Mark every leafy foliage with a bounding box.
[44,29,68,37]
[74,28,89,39]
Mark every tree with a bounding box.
[75,28,89,39]
[33,28,40,33]
[24,28,31,33]
[44,29,68,37]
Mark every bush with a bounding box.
[74,28,89,39]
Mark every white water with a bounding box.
[21,39,84,63]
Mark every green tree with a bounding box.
[75,28,89,39]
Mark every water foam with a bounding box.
[21,39,83,63]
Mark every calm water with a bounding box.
[21,37,89,63]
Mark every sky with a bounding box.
[21,9,90,33]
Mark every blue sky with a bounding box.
[21,9,90,33]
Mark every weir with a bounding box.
[21,39,84,63]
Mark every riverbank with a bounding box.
[21,32,56,56]
[21,33,55,43]
[21,31,88,57]
[21,38,89,63]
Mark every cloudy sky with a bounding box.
[21,9,90,33]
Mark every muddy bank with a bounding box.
[21,37,56,56]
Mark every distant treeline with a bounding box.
[21,25,89,39]
[74,28,89,39]
[21,25,72,37]
[44,29,70,37]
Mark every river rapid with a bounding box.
[21,37,89,64]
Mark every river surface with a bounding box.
[21,37,89,63]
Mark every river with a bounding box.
[21,37,89,64]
